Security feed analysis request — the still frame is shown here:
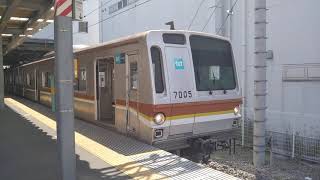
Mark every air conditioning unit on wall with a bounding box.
[78,21,88,33]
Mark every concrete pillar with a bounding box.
[0,37,4,109]
[54,15,76,180]
[253,0,267,167]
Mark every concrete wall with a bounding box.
[230,0,320,139]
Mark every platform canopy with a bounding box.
[4,38,54,66]
[0,0,55,58]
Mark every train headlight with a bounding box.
[153,113,166,125]
[234,106,240,116]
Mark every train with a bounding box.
[4,30,242,154]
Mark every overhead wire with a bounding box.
[216,0,239,35]
[44,0,154,40]
[201,0,221,32]
[83,0,113,18]
[88,0,153,29]
[187,0,206,30]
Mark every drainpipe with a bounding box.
[241,0,248,146]
[253,0,267,167]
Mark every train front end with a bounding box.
[146,30,242,150]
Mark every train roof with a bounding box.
[75,30,230,54]
[12,30,230,68]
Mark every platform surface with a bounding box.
[2,97,239,180]
[0,103,129,180]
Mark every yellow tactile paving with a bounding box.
[4,98,167,180]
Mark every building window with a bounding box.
[109,0,138,14]
[151,47,165,93]
[123,0,128,6]
[130,62,138,90]
[109,3,118,14]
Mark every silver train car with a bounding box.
[4,30,242,151]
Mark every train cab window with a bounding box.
[190,35,236,91]
[151,47,165,93]
[130,62,138,90]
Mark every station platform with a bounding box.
[1,97,239,180]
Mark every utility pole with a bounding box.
[253,0,267,167]
[54,0,76,179]
[0,37,3,109]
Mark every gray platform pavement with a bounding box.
[1,96,239,180]
[0,104,129,180]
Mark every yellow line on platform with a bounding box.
[4,98,167,180]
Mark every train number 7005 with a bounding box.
[173,91,192,99]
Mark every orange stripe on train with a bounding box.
[116,98,242,118]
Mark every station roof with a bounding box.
[4,38,54,66]
[0,0,55,58]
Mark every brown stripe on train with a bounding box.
[40,89,95,101]
[74,92,95,101]
[116,99,242,118]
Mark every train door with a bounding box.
[126,53,139,137]
[164,46,196,135]
[96,58,115,124]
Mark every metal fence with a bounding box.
[240,118,320,163]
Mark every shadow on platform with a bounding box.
[0,106,127,180]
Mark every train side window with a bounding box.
[78,68,87,91]
[151,47,165,93]
[130,62,138,90]
[42,72,51,88]
[26,73,31,86]
[9,74,12,84]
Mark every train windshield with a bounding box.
[190,35,236,91]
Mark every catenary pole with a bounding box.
[0,37,3,109]
[253,0,267,167]
[54,0,76,179]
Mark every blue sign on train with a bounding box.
[174,58,184,70]
[115,53,125,64]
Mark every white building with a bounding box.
[100,0,220,41]
[231,0,320,140]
